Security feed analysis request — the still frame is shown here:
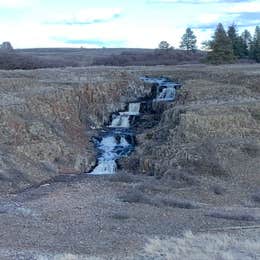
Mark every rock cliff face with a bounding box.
[0,68,150,193]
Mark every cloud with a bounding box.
[235,11,260,20]
[229,12,260,27]
[191,11,260,30]
[148,0,253,4]
[228,0,260,12]
[49,8,122,25]
[0,0,35,8]
[188,1,260,31]
[52,37,127,48]
[65,39,126,47]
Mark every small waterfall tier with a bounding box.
[110,114,130,128]
[157,86,175,101]
[140,76,181,102]
[109,102,141,128]
[128,102,141,115]
[90,133,134,175]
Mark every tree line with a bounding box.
[158,23,260,64]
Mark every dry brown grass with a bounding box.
[141,231,260,260]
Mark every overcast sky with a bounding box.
[0,0,259,49]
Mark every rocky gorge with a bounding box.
[0,64,260,259]
[1,65,260,193]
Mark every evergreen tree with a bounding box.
[227,24,245,58]
[207,23,235,64]
[250,26,260,62]
[158,41,170,49]
[180,28,197,52]
[241,29,252,56]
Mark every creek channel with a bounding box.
[88,76,181,175]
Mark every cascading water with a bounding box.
[157,86,175,101]
[89,102,140,175]
[89,76,181,175]
[91,134,132,175]
[128,102,141,115]
[110,114,130,128]
[140,76,181,102]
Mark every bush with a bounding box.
[109,173,135,183]
[211,184,226,195]
[241,143,260,158]
[92,49,206,66]
[158,197,201,209]
[206,208,260,221]
[120,190,151,204]
[252,192,260,203]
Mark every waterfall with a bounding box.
[89,76,181,175]
[140,76,180,102]
[109,102,140,128]
[110,114,130,128]
[158,87,176,101]
[90,134,132,175]
[128,102,140,115]
[91,160,117,175]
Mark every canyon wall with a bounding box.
[1,64,260,193]
[0,67,150,193]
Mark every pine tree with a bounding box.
[207,23,235,64]
[158,41,170,49]
[227,24,246,58]
[250,26,260,62]
[180,28,197,52]
[241,29,252,57]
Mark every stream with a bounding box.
[89,76,181,175]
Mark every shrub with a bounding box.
[109,173,135,183]
[120,190,150,204]
[252,192,260,203]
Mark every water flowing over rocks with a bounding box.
[90,76,181,175]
